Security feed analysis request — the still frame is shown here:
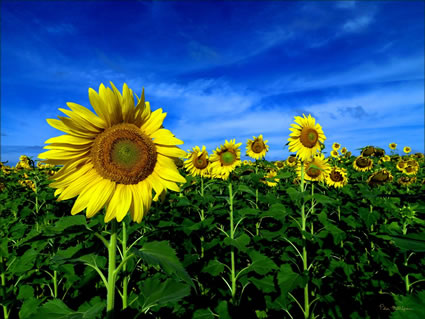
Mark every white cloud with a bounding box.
[343,14,374,32]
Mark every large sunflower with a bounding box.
[367,169,393,187]
[326,166,348,188]
[288,114,326,161]
[297,153,330,182]
[246,135,269,160]
[184,145,210,177]
[209,139,242,180]
[38,82,187,223]
[353,156,373,172]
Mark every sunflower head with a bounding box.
[403,165,418,175]
[353,156,373,172]
[367,169,393,187]
[262,169,279,187]
[297,153,330,182]
[210,139,242,179]
[330,150,339,158]
[380,155,391,163]
[389,143,397,150]
[374,148,385,157]
[397,176,416,186]
[326,166,348,188]
[403,146,411,154]
[286,155,298,167]
[246,135,269,160]
[288,114,326,161]
[340,147,347,155]
[396,160,407,171]
[332,142,341,151]
[275,160,285,170]
[414,152,424,159]
[38,82,187,224]
[361,146,375,157]
[184,145,210,177]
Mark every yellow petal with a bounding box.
[58,108,102,133]
[146,173,164,201]
[154,161,186,183]
[141,108,166,136]
[57,169,100,201]
[66,102,107,129]
[129,184,144,223]
[155,145,187,158]
[70,174,105,215]
[45,135,93,146]
[104,184,131,223]
[89,86,111,127]
[151,129,184,145]
[86,179,115,218]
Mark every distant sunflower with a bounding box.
[326,166,348,188]
[286,155,298,167]
[396,160,407,171]
[367,169,393,187]
[397,176,416,186]
[39,82,187,223]
[353,156,373,172]
[262,170,279,187]
[297,153,330,182]
[374,148,385,157]
[403,165,418,175]
[288,114,326,161]
[403,146,411,154]
[274,160,285,170]
[246,135,269,160]
[330,150,339,158]
[380,155,391,163]
[184,145,210,177]
[414,152,424,159]
[389,143,397,150]
[209,139,242,180]
[340,147,347,155]
[361,146,375,157]
[332,142,341,151]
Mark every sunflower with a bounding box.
[332,142,341,151]
[38,82,187,223]
[246,135,269,160]
[389,143,397,150]
[414,152,424,159]
[374,148,385,157]
[345,151,352,158]
[367,169,393,187]
[396,160,407,171]
[353,156,373,172]
[340,147,347,155]
[262,169,279,187]
[209,139,242,180]
[286,155,298,167]
[288,114,326,161]
[297,153,330,182]
[184,145,210,177]
[380,155,391,163]
[330,150,339,158]
[274,160,285,170]
[403,146,411,154]
[243,160,249,166]
[326,166,348,188]
[361,146,375,157]
[397,176,416,186]
[403,165,418,175]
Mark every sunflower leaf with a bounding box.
[135,241,194,288]
[236,184,256,197]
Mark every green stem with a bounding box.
[53,270,58,298]
[200,176,205,258]
[310,183,314,236]
[107,220,118,318]
[1,258,9,319]
[300,162,310,319]
[370,205,375,251]
[122,219,128,310]
[229,182,236,303]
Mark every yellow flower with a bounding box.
[380,155,391,162]
[361,146,375,157]
[353,156,373,172]
[262,170,279,187]
[297,153,330,182]
[340,147,347,155]
[184,146,210,177]
[332,142,341,151]
[274,160,285,170]
[285,155,297,167]
[38,82,186,223]
[389,143,397,150]
[403,165,418,175]
[288,114,326,161]
[396,160,407,171]
[330,150,339,158]
[403,146,411,154]
[397,176,416,186]
[326,166,348,188]
[246,135,269,160]
[367,169,393,187]
[209,139,242,180]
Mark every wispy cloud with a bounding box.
[343,14,374,33]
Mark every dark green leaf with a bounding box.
[202,259,225,276]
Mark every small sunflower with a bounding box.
[353,156,373,172]
[403,146,411,154]
[367,169,393,187]
[262,170,279,187]
[274,160,285,170]
[361,146,375,157]
[330,150,339,158]
[288,114,326,161]
[332,142,341,151]
[243,160,249,166]
[397,176,416,186]
[414,152,424,159]
[396,160,407,171]
[389,143,397,150]
[340,147,347,155]
[285,155,298,167]
[326,166,348,188]
[380,155,391,163]
[297,153,330,182]
[374,148,385,157]
[345,151,352,158]
[403,165,418,175]
[38,82,187,223]
[246,135,269,160]
[184,146,210,177]
[209,139,242,180]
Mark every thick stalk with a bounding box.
[200,176,205,258]
[107,220,118,318]
[53,270,58,298]
[229,182,236,303]
[300,163,309,319]
[255,188,260,236]
[122,220,128,309]
[1,257,9,319]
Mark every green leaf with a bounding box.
[139,277,191,313]
[0,238,9,258]
[10,248,38,274]
[277,264,304,306]
[390,232,425,252]
[224,233,250,252]
[358,206,380,228]
[391,290,425,319]
[32,299,75,319]
[248,275,276,293]
[313,194,335,205]
[286,187,302,203]
[247,251,278,275]
[77,296,105,319]
[202,259,225,276]
[18,285,34,300]
[215,300,231,319]
[19,298,43,319]
[193,309,214,319]
[237,207,260,216]
[54,215,87,232]
[237,184,256,197]
[136,241,194,287]
[262,203,287,220]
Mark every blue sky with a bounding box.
[1,0,424,166]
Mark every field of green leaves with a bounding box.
[1,149,425,319]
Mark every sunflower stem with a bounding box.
[200,176,205,258]
[122,218,128,310]
[300,162,310,319]
[1,257,9,319]
[228,182,237,304]
[106,220,118,319]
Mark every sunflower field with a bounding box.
[1,83,425,319]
